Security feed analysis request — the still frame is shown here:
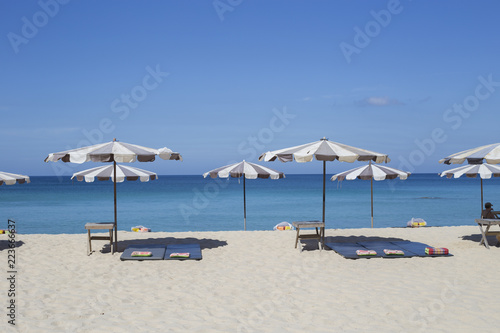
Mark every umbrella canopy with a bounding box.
[45,138,182,251]
[439,163,500,179]
[259,137,390,163]
[203,161,284,230]
[71,164,158,183]
[0,171,30,185]
[45,139,182,163]
[331,162,410,228]
[439,163,500,214]
[259,137,390,222]
[439,143,500,165]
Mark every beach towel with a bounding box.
[356,249,377,256]
[164,244,202,260]
[131,251,152,257]
[120,244,166,261]
[425,247,449,255]
[383,249,405,255]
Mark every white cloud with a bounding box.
[357,96,404,107]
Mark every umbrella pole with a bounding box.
[371,177,374,228]
[243,176,247,231]
[113,161,117,253]
[481,178,483,216]
[323,160,326,223]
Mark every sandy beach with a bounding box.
[2,225,500,333]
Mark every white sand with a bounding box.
[2,226,500,333]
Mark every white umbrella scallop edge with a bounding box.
[0,171,30,186]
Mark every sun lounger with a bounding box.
[164,243,202,260]
[120,244,166,261]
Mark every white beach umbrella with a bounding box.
[71,164,158,183]
[203,160,285,230]
[439,163,500,214]
[0,171,30,185]
[259,137,390,223]
[439,143,500,165]
[45,138,182,250]
[331,162,410,228]
[45,139,182,163]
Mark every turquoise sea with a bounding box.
[1,174,498,234]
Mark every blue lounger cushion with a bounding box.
[164,243,202,260]
[120,244,166,261]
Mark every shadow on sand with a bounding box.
[461,233,499,247]
[299,235,410,252]
[0,239,24,251]
[97,236,228,254]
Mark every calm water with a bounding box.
[1,174,498,234]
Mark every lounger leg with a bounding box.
[320,227,325,251]
[109,229,114,254]
[295,227,300,249]
[484,225,491,249]
[314,227,323,251]
[322,227,325,248]
[87,229,92,255]
[479,224,490,249]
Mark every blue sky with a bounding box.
[1,0,500,176]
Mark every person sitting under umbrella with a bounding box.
[481,202,500,246]
[482,202,499,219]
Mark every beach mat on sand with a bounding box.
[325,241,452,259]
[357,241,415,258]
[164,243,202,260]
[120,244,166,261]
[324,242,375,259]
[393,241,453,257]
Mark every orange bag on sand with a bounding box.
[273,222,294,231]
[131,225,151,232]
[277,226,290,230]
[407,218,427,228]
